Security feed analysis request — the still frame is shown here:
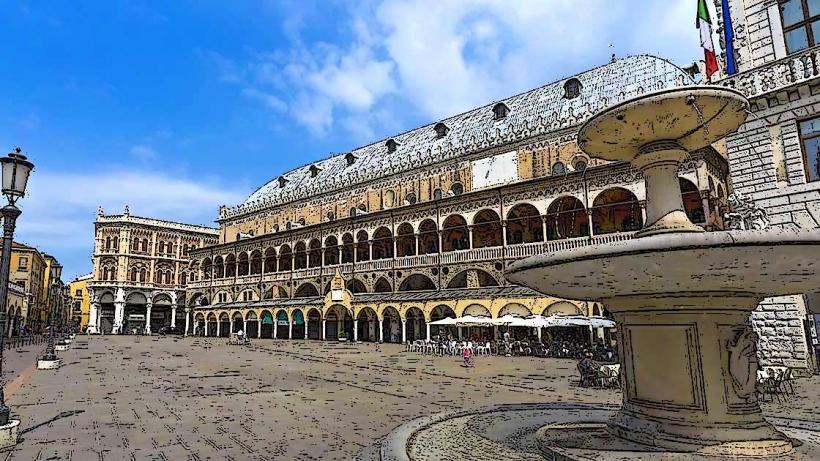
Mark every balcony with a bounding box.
[721,46,820,98]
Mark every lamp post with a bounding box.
[0,147,33,427]
[42,263,62,363]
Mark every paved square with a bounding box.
[3,337,817,460]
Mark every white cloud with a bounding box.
[14,169,248,279]
[212,0,701,139]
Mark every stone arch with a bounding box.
[218,312,230,337]
[498,303,532,318]
[447,269,499,289]
[356,306,379,342]
[398,274,436,292]
[680,177,705,224]
[213,255,225,278]
[324,235,339,265]
[294,241,307,269]
[356,230,370,261]
[279,244,293,271]
[461,303,491,318]
[543,301,583,316]
[430,304,456,338]
[341,233,355,263]
[275,310,290,339]
[294,283,320,298]
[237,252,250,276]
[372,226,393,260]
[404,306,426,341]
[381,306,401,343]
[418,219,439,254]
[305,308,321,339]
[472,209,502,248]
[291,309,306,339]
[225,253,236,277]
[591,187,642,235]
[264,247,277,273]
[546,196,589,240]
[260,310,274,338]
[250,250,263,275]
[346,279,367,294]
[325,304,353,340]
[442,215,469,251]
[506,203,543,244]
[396,223,415,257]
[373,277,392,293]
[232,311,244,333]
[245,310,259,337]
[308,238,322,268]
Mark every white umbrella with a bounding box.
[492,314,518,326]
[428,316,458,326]
[456,315,494,326]
[515,315,554,328]
[548,315,615,328]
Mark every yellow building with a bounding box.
[184,55,730,343]
[69,274,92,329]
[7,242,46,332]
[5,282,28,337]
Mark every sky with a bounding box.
[0,0,707,280]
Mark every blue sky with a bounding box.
[0,0,705,279]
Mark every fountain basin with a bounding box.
[506,229,820,300]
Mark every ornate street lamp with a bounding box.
[0,147,33,426]
[42,262,62,364]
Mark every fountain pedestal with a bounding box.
[606,295,790,455]
[506,86,820,458]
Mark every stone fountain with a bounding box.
[506,86,820,459]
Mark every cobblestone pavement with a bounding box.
[2,336,818,460]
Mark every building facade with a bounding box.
[5,282,29,337]
[7,242,47,332]
[69,274,92,329]
[87,206,219,334]
[714,0,820,368]
[185,55,734,346]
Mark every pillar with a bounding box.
[170,303,177,328]
[458,326,463,340]
[401,319,407,343]
[468,225,474,249]
[587,212,594,237]
[379,318,384,342]
[537,327,542,342]
[113,301,125,334]
[288,321,292,339]
[322,319,327,340]
[204,320,209,336]
[88,301,100,334]
[216,319,220,337]
[257,320,261,338]
[426,323,431,341]
[701,193,713,230]
[414,235,419,255]
[145,302,152,335]
[229,317,235,334]
[274,321,278,339]
[353,319,358,342]
[243,318,247,334]
[502,222,509,246]
[184,308,190,336]
[304,322,308,339]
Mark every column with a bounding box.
[502,222,508,246]
[144,302,152,335]
[701,193,713,230]
[229,318,234,334]
[322,319,327,340]
[243,318,247,334]
[379,319,384,342]
[113,302,125,334]
[88,301,100,334]
[426,323,431,341]
[170,303,177,328]
[457,326,463,340]
[304,323,308,339]
[437,231,443,253]
[274,321,278,339]
[587,213,595,237]
[353,319,358,342]
[216,320,220,337]
[288,321,292,339]
[414,235,419,256]
[204,320,209,336]
[537,327,542,342]
[401,319,407,343]
[257,321,261,338]
[467,226,474,249]
[184,308,190,336]
[542,216,549,241]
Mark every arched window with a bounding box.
[405,192,417,205]
[506,203,543,244]
[442,215,469,251]
[450,183,464,196]
[139,268,147,283]
[113,236,118,249]
[472,210,502,248]
[591,188,642,235]
[433,188,443,200]
[547,196,589,240]
[131,268,138,282]
[141,239,148,252]
[105,237,111,250]
[372,227,394,260]
[181,272,187,285]
[384,190,395,208]
[552,162,566,176]
[492,102,510,120]
[396,223,415,257]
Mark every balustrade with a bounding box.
[721,47,820,98]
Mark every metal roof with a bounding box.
[226,55,693,218]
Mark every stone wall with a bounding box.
[724,81,820,370]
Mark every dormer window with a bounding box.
[492,102,510,120]
[278,176,288,188]
[563,78,582,99]
[309,165,321,177]
[345,152,357,166]
[434,122,449,138]
[386,139,399,153]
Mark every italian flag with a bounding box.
[697,0,718,78]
